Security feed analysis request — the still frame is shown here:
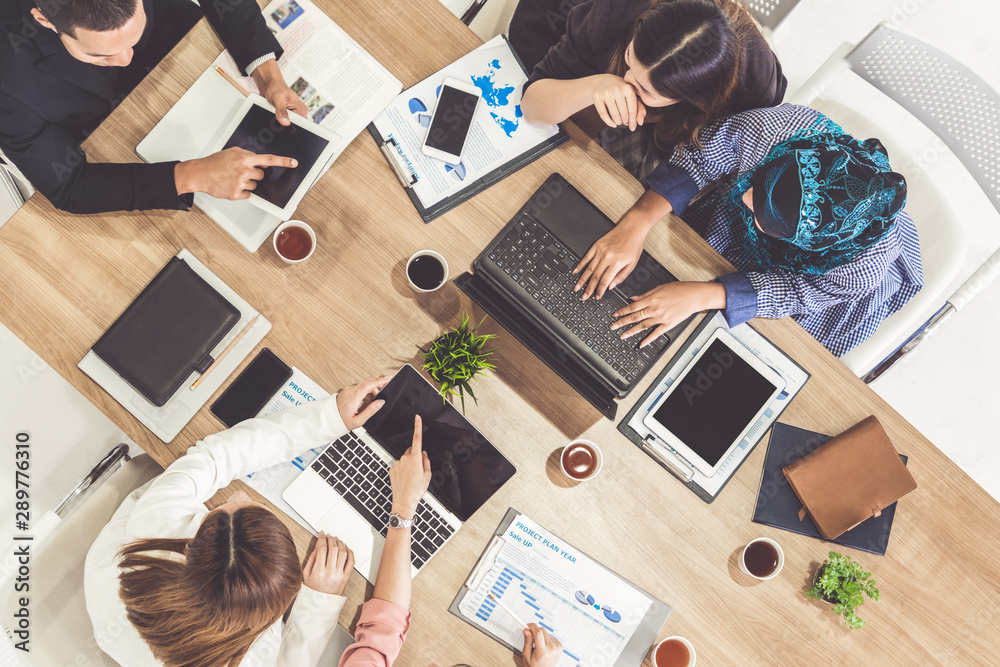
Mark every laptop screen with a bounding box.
[365,365,516,522]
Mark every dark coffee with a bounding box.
[408,254,445,290]
[276,225,313,261]
[743,540,779,577]
[562,443,597,479]
[655,639,691,667]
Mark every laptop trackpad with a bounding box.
[313,500,384,583]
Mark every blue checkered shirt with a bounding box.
[645,104,923,357]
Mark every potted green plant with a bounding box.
[805,551,880,629]
[419,313,496,414]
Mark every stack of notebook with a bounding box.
[752,422,908,556]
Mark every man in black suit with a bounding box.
[0,0,308,214]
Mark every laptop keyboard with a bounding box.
[487,214,669,383]
[310,431,456,569]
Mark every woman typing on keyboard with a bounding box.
[579,106,921,359]
[84,376,399,667]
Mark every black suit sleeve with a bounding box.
[201,0,283,75]
[0,93,191,213]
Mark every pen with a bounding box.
[190,315,259,391]
[487,592,529,630]
[215,66,249,97]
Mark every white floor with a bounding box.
[0,0,997,510]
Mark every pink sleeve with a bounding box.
[337,599,411,667]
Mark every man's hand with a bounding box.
[251,59,308,127]
[175,147,297,199]
[303,531,354,596]
[612,281,727,347]
[522,623,563,667]
[592,74,646,131]
[336,376,392,430]
[389,415,432,519]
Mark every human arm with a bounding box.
[521,74,646,129]
[612,281,727,347]
[522,624,564,667]
[519,0,647,128]
[573,188,673,299]
[173,148,298,199]
[645,104,831,216]
[717,223,904,326]
[199,0,306,125]
[278,534,356,667]
[337,415,431,667]
[124,376,390,539]
[0,94,190,213]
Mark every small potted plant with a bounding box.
[805,551,880,629]
[419,313,496,414]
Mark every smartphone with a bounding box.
[421,77,482,165]
[210,348,293,428]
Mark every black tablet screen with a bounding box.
[365,365,517,522]
[651,338,777,468]
[223,105,329,208]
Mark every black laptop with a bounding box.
[456,174,691,419]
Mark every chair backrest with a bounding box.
[846,24,1000,216]
[739,0,800,31]
[0,146,33,204]
[2,455,162,666]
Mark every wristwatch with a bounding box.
[388,513,414,529]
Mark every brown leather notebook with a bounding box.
[782,416,917,539]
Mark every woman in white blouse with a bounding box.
[84,376,392,667]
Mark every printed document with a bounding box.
[215,0,401,142]
[459,514,652,666]
[371,35,562,210]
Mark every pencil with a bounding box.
[215,66,249,97]
[190,315,259,390]
[487,592,529,630]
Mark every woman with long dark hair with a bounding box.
[513,0,786,298]
[84,376,428,667]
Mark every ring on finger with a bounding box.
[637,308,647,321]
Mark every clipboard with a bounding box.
[368,35,569,223]
[617,311,810,504]
[449,508,671,666]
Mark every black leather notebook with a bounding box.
[92,257,240,407]
[753,422,906,556]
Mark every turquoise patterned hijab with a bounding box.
[728,119,907,275]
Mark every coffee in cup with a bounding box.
[653,636,696,667]
[739,537,784,580]
[406,250,449,292]
[560,439,603,481]
[273,220,316,263]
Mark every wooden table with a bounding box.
[2,0,999,664]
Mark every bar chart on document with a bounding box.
[459,515,651,666]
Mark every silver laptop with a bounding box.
[283,365,517,581]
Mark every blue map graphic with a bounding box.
[470,59,521,138]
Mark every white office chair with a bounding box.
[0,146,34,203]
[739,0,803,36]
[790,23,1000,382]
[1,446,162,667]
[0,149,29,229]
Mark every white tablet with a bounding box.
[211,94,342,220]
[642,328,785,477]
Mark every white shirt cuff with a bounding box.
[246,52,277,76]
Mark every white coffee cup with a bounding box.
[559,439,603,481]
[406,250,449,292]
[272,220,316,263]
[652,636,696,667]
[739,537,785,580]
